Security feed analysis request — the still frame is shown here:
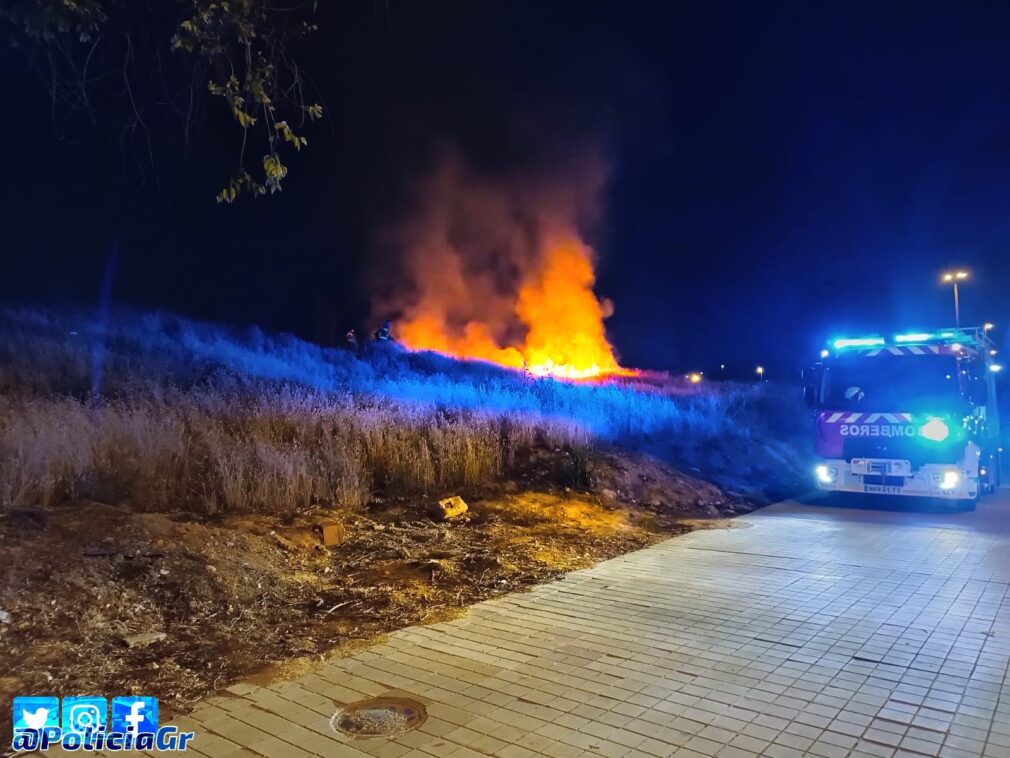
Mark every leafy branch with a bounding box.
[1,0,325,202]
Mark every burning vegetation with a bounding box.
[397,234,628,380]
[375,152,632,380]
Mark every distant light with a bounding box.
[815,465,836,484]
[956,271,969,279]
[720,364,725,370]
[756,366,765,375]
[943,270,969,282]
[991,364,1003,373]
[895,332,933,343]
[833,337,885,349]
[920,417,950,442]
[820,349,830,358]
[984,322,995,331]
[951,343,963,352]
[991,349,998,356]
[939,471,961,491]
[688,372,703,384]
[939,331,957,338]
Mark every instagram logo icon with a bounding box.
[60,697,107,736]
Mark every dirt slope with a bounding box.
[0,446,762,738]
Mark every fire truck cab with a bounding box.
[803,328,1002,508]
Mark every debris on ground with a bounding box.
[316,521,347,546]
[121,632,168,649]
[430,495,468,520]
[0,444,771,742]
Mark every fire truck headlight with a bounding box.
[920,417,950,442]
[937,471,961,490]
[815,465,837,484]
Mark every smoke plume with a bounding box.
[372,148,626,378]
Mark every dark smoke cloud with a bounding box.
[371,145,610,347]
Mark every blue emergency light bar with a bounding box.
[827,326,996,355]
[832,337,885,349]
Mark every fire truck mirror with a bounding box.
[802,365,823,409]
[803,384,817,408]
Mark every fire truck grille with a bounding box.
[843,438,960,466]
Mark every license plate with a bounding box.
[864,484,902,494]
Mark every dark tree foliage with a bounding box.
[2,0,324,202]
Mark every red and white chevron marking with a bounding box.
[820,412,915,423]
[854,345,955,356]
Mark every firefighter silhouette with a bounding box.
[374,320,395,342]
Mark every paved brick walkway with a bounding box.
[170,493,1010,758]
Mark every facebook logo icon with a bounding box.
[110,697,158,737]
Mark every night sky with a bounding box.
[3,1,1010,379]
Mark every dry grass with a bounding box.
[0,307,803,513]
[0,390,581,513]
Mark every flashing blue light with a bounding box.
[832,337,885,349]
[920,417,950,442]
[938,331,957,338]
[894,332,933,343]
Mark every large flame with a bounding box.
[397,234,628,380]
[376,151,633,380]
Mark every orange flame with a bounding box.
[396,234,630,380]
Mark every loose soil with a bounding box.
[0,446,768,742]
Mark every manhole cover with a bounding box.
[330,696,427,739]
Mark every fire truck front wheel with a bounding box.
[981,449,1001,495]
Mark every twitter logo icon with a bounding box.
[12,696,60,732]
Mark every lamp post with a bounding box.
[941,270,969,326]
[756,366,765,382]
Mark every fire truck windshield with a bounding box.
[822,353,966,411]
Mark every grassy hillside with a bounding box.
[0,307,807,513]
[0,306,811,721]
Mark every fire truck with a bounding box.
[803,328,1002,508]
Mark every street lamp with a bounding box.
[941,270,969,326]
[756,366,765,382]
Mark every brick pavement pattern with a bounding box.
[152,493,1010,758]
